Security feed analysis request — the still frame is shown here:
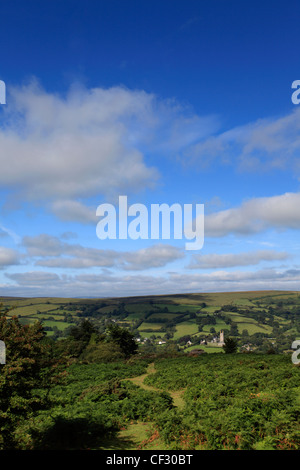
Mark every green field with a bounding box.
[1,290,299,353]
[149,313,181,320]
[202,318,228,333]
[42,320,72,330]
[173,321,199,339]
[7,303,60,316]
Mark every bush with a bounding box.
[81,342,125,363]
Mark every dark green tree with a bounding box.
[0,305,67,449]
[223,337,238,354]
[105,324,138,358]
[229,322,239,336]
[69,319,97,343]
[59,319,99,357]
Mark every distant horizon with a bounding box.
[1,288,299,301]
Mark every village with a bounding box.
[135,329,227,353]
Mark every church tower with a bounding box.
[219,330,225,346]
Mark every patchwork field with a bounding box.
[1,290,299,353]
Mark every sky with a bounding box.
[1,0,300,297]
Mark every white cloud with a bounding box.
[0,81,218,221]
[120,244,184,270]
[4,266,300,298]
[0,247,20,267]
[188,249,289,269]
[1,83,160,203]
[184,107,300,172]
[22,234,183,270]
[205,192,300,237]
[51,200,98,224]
[23,234,65,257]
[23,234,120,267]
[7,271,60,285]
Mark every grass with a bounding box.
[124,363,186,410]
[232,298,257,306]
[31,313,66,319]
[154,303,200,313]
[99,421,168,450]
[6,304,60,316]
[41,320,72,331]
[173,321,199,339]
[237,322,272,335]
[138,326,164,338]
[126,313,145,320]
[1,290,299,346]
[149,313,181,320]
[125,303,153,313]
[201,306,220,313]
[184,344,223,354]
[220,311,273,335]
[97,304,120,313]
[202,318,228,333]
[138,322,164,331]
[125,363,158,390]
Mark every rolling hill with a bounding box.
[1,290,299,353]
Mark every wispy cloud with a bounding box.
[0,225,21,244]
[188,249,290,269]
[183,107,300,173]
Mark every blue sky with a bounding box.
[1,0,300,297]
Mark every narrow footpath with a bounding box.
[125,362,185,409]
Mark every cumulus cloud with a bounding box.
[205,191,300,237]
[188,249,290,269]
[0,81,218,223]
[0,247,20,268]
[23,234,120,267]
[50,200,98,224]
[0,83,159,203]
[120,244,185,270]
[23,234,66,257]
[22,234,183,270]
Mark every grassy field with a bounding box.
[173,321,199,339]
[184,344,223,353]
[1,290,299,352]
[202,323,227,334]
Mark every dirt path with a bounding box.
[106,363,186,450]
[125,362,185,409]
